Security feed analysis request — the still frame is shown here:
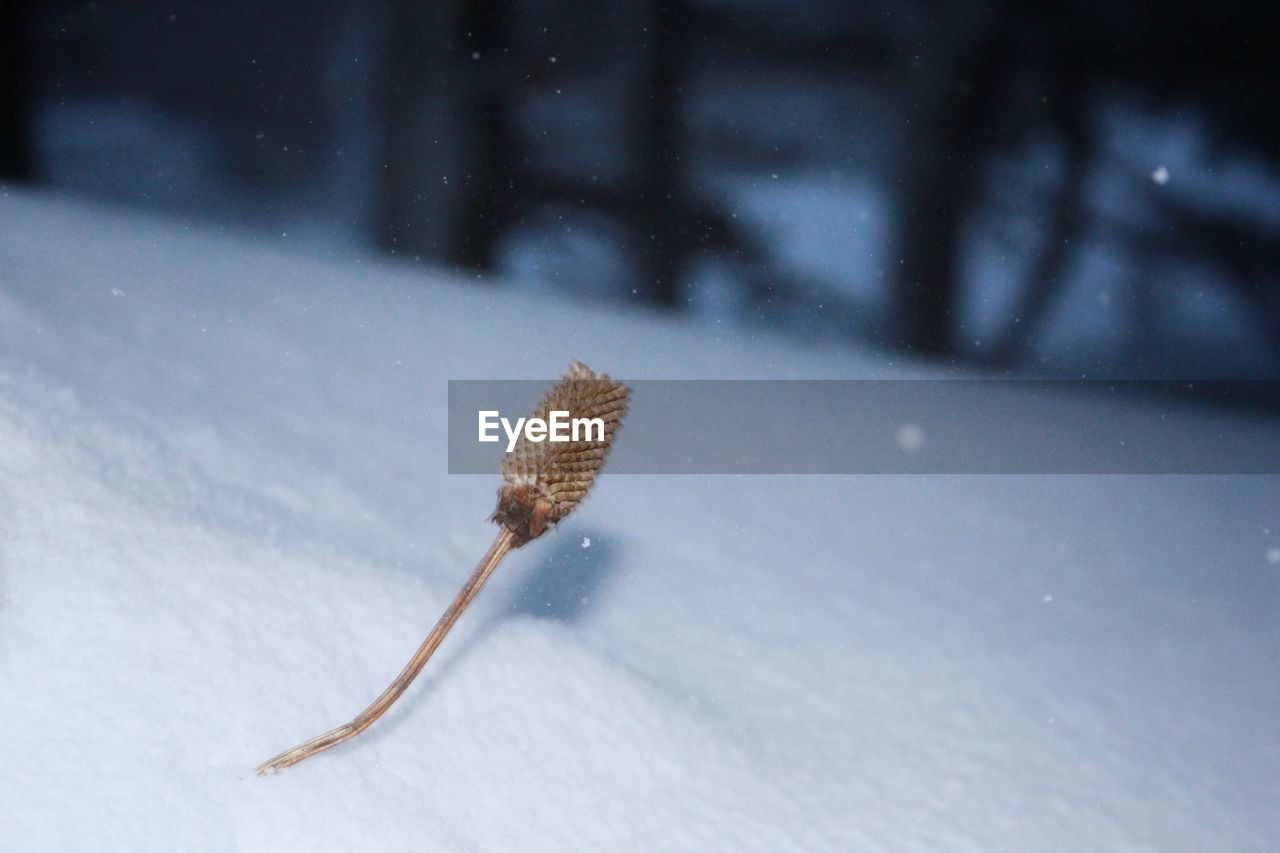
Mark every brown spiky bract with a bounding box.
[492,360,630,546]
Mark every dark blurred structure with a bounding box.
[5,0,1280,379]
[1,0,34,180]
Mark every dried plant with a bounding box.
[257,361,629,774]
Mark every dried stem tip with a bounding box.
[256,361,628,775]
[492,359,630,546]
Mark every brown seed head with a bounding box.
[492,360,630,546]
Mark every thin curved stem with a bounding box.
[257,527,517,774]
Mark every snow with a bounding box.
[1,190,1278,850]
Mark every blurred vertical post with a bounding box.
[376,0,516,271]
[376,0,461,263]
[452,0,516,271]
[641,1,685,307]
[0,0,34,181]
[892,13,1006,357]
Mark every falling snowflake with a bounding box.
[896,423,925,455]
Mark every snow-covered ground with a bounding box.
[1,190,1277,850]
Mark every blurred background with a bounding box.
[3,0,1278,379]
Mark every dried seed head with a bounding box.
[257,364,629,774]
[492,360,630,546]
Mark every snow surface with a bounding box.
[1,190,1278,851]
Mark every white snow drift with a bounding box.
[1,190,1277,851]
